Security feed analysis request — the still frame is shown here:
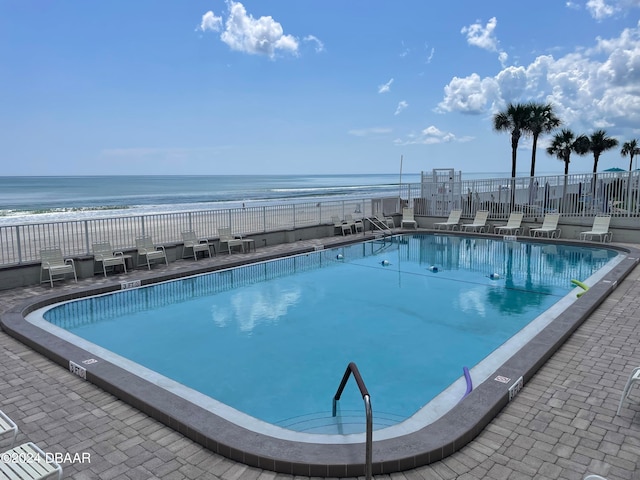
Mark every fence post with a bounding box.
[84,220,90,255]
[16,227,22,265]
[263,207,266,233]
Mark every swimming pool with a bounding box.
[37,235,616,435]
[4,233,639,476]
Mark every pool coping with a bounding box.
[1,232,639,477]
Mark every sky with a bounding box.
[1,0,640,176]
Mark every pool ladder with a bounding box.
[333,362,372,480]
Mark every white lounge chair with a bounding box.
[617,366,640,415]
[218,227,245,253]
[401,207,417,229]
[181,231,212,260]
[344,214,363,233]
[493,211,524,235]
[529,213,561,238]
[433,209,462,231]
[40,248,77,288]
[460,210,489,233]
[332,216,351,236]
[135,236,168,270]
[579,215,612,243]
[0,442,63,480]
[0,409,18,448]
[92,241,127,277]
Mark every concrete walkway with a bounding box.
[1,236,639,479]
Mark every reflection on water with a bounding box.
[211,284,301,332]
[46,234,618,329]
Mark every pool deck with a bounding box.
[1,231,640,479]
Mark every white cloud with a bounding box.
[378,78,394,94]
[304,35,325,53]
[426,47,435,64]
[348,127,392,137]
[198,1,299,59]
[584,0,640,19]
[438,21,640,132]
[394,125,466,146]
[461,17,499,52]
[586,0,618,19]
[199,11,223,32]
[395,101,408,115]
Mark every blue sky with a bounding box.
[2,1,640,176]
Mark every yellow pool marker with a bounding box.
[571,279,589,298]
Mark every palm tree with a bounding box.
[621,139,640,171]
[524,102,561,177]
[585,129,619,174]
[546,129,589,175]
[493,102,531,178]
[546,129,589,211]
[493,103,531,207]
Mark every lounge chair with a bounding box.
[401,207,417,229]
[433,209,462,231]
[493,211,524,235]
[579,215,612,242]
[135,236,168,270]
[218,227,245,253]
[616,366,640,415]
[0,442,63,480]
[40,248,77,288]
[0,409,18,448]
[344,214,364,233]
[332,216,351,236]
[529,213,561,238]
[181,231,212,260]
[460,210,489,233]
[92,241,127,277]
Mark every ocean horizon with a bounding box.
[0,171,570,225]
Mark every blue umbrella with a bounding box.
[604,167,625,172]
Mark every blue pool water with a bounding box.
[41,234,619,434]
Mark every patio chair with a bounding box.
[332,216,351,236]
[0,442,63,480]
[92,241,127,277]
[135,236,168,270]
[218,227,245,253]
[493,211,524,235]
[181,231,212,260]
[40,247,77,288]
[401,207,417,229]
[616,366,640,415]
[0,409,18,448]
[529,213,561,238]
[433,209,462,231]
[344,214,364,233]
[579,215,612,243]
[460,210,489,233]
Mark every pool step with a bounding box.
[276,410,405,434]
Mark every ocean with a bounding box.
[0,172,520,226]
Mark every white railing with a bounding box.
[0,198,374,266]
[414,171,640,220]
[1,171,637,267]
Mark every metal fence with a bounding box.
[412,170,640,220]
[0,198,378,266]
[1,171,638,267]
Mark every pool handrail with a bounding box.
[332,362,372,480]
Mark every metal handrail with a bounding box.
[332,362,372,480]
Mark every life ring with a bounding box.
[571,279,589,298]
